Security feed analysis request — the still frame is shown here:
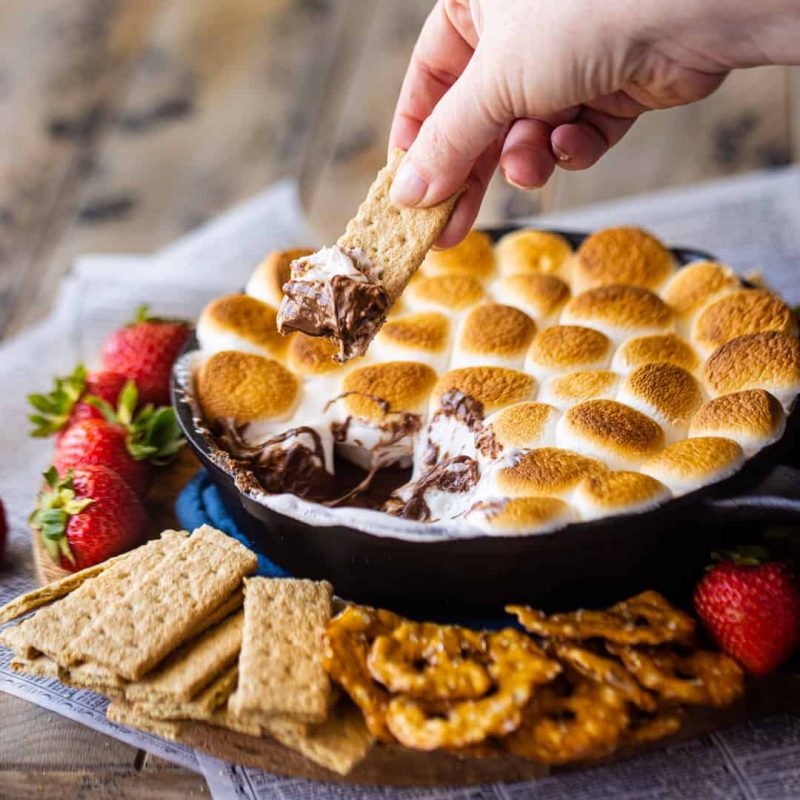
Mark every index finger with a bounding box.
[389,1,476,153]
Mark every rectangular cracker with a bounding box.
[107,700,184,742]
[10,655,61,680]
[0,622,37,659]
[15,530,189,663]
[230,578,333,724]
[0,535,185,625]
[337,147,460,303]
[124,610,243,704]
[62,526,257,679]
[264,701,374,776]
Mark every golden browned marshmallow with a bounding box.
[692,289,797,356]
[538,370,620,410]
[371,312,451,372]
[494,229,573,278]
[405,273,486,315]
[661,260,740,333]
[286,334,348,377]
[689,390,785,455]
[432,366,537,414]
[245,248,315,308]
[197,294,289,359]
[489,447,607,498]
[572,471,670,520]
[612,333,700,374]
[452,303,537,369]
[573,227,674,292]
[556,399,665,470]
[341,361,437,422]
[492,273,571,326]
[561,285,674,344]
[420,229,495,282]
[704,331,800,408]
[617,363,704,442]
[642,436,744,496]
[465,497,576,535]
[525,325,613,377]
[196,351,300,426]
[481,402,561,453]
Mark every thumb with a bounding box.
[390,54,505,208]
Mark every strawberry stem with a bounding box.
[709,545,772,568]
[27,364,88,437]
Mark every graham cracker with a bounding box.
[0,534,179,625]
[135,664,239,721]
[264,700,374,776]
[337,147,460,303]
[0,622,37,659]
[16,530,189,664]
[10,655,61,680]
[64,661,126,697]
[125,611,243,704]
[230,578,333,724]
[62,526,257,679]
[107,700,184,742]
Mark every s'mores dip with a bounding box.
[185,206,800,537]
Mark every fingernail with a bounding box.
[390,160,428,206]
[552,143,571,163]
[501,163,535,191]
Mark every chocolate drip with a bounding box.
[384,455,480,522]
[216,422,334,501]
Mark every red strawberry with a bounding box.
[31,466,147,571]
[101,305,190,406]
[28,364,128,438]
[52,381,185,496]
[54,419,149,496]
[694,548,800,676]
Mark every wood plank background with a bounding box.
[0,0,797,796]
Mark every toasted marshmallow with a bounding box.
[286,334,350,377]
[573,227,674,293]
[372,312,451,372]
[478,402,560,458]
[612,333,700,375]
[432,366,537,415]
[481,447,607,500]
[641,437,744,496]
[538,371,619,410]
[405,274,486,317]
[465,497,576,536]
[525,325,613,378]
[561,286,674,345]
[452,303,536,369]
[196,351,300,434]
[661,260,740,334]
[689,390,785,455]
[492,273,570,326]
[617,363,704,443]
[692,289,797,357]
[572,471,670,520]
[494,229,573,278]
[556,399,665,470]
[245,248,314,308]
[197,294,289,360]
[331,361,438,470]
[704,332,800,409]
[420,230,495,282]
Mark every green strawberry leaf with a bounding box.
[128,304,189,328]
[83,395,119,425]
[127,405,185,465]
[27,364,89,437]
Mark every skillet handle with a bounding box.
[700,464,800,524]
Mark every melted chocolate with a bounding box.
[278,273,389,362]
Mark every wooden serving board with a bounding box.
[172,677,800,787]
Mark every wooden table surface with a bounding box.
[0,1,798,797]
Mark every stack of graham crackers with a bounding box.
[0,526,372,775]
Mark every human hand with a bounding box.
[389,0,797,246]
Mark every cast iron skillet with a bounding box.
[171,227,800,613]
